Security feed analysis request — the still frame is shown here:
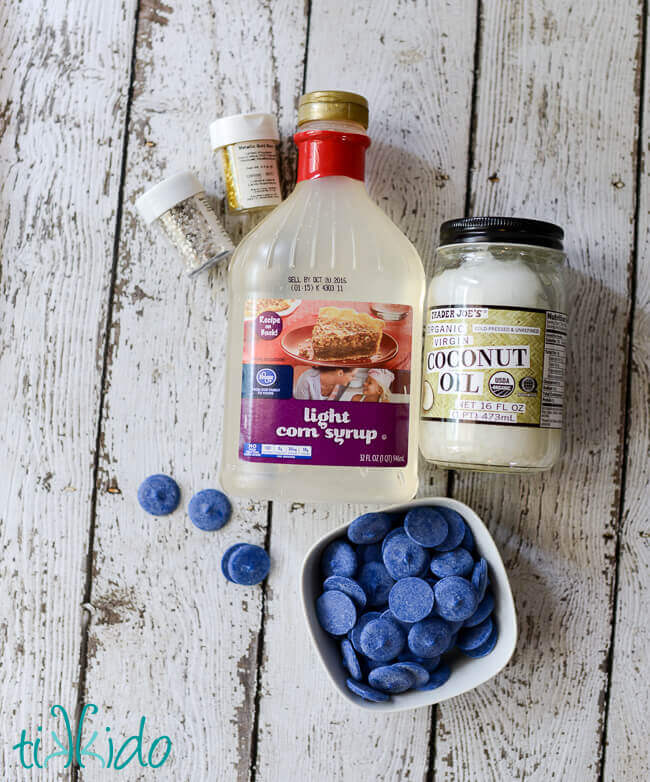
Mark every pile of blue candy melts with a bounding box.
[315,506,498,703]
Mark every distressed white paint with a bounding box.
[0,0,136,778]
[1,0,648,780]
[80,2,306,781]
[435,1,643,780]
[253,2,474,779]
[603,9,650,779]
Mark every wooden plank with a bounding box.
[79,2,307,781]
[603,7,650,779]
[0,0,136,777]
[253,2,476,779]
[434,1,643,780]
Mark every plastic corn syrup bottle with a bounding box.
[220,91,425,503]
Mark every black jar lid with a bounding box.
[440,216,564,251]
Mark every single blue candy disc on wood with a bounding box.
[429,548,474,578]
[464,590,495,628]
[321,540,358,579]
[221,543,247,583]
[407,617,453,658]
[137,474,180,516]
[348,512,393,544]
[417,662,451,690]
[388,577,434,623]
[457,616,494,651]
[382,531,428,580]
[434,576,479,622]
[348,611,382,652]
[404,507,448,548]
[316,590,357,636]
[227,543,270,586]
[368,665,415,693]
[357,561,395,607]
[345,678,390,702]
[188,488,231,531]
[434,508,467,551]
[392,661,430,688]
[462,624,498,658]
[471,558,489,602]
[341,638,363,680]
[324,575,367,608]
[359,618,406,662]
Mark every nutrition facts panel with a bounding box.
[540,310,568,428]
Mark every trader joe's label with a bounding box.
[421,305,566,428]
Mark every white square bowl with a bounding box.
[300,497,518,712]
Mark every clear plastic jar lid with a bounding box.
[135,171,204,224]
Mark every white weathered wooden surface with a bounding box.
[0,0,136,778]
[80,2,305,781]
[0,0,648,780]
[603,6,650,779]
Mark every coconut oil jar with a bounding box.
[419,217,568,472]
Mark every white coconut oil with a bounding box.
[420,218,567,472]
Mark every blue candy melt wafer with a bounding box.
[434,576,479,622]
[382,531,428,580]
[358,561,395,607]
[341,638,363,680]
[434,508,467,551]
[321,540,358,579]
[407,617,452,658]
[417,662,451,690]
[463,624,498,658]
[381,526,404,554]
[457,616,494,651]
[359,618,406,662]
[388,577,434,623]
[358,543,383,564]
[316,590,357,636]
[221,543,247,582]
[392,661,430,688]
[138,474,180,516]
[348,611,381,652]
[381,608,411,631]
[324,576,367,608]
[464,590,495,628]
[346,678,390,702]
[471,558,488,602]
[368,665,415,693]
[227,543,270,585]
[397,652,441,672]
[348,512,393,544]
[404,507,448,548]
[461,522,475,552]
[188,488,231,531]
[429,548,474,578]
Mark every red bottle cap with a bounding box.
[295,130,371,183]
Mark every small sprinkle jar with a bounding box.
[135,171,234,277]
[209,112,282,215]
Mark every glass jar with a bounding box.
[209,112,282,215]
[135,171,234,277]
[419,217,568,472]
